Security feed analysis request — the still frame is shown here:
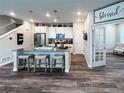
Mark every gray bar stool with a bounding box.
[17,54,34,72]
[34,55,50,72]
[51,55,65,72]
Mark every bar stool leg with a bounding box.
[39,59,41,67]
[54,60,56,67]
[61,59,63,72]
[34,59,36,72]
[24,59,26,66]
[63,58,65,72]
[48,57,50,71]
[36,58,39,71]
[27,58,30,72]
[17,58,20,72]
[48,57,50,70]
[45,59,47,72]
[63,59,65,72]
[51,59,53,72]
[62,58,65,72]
[36,58,38,71]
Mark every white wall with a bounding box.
[104,24,116,52]
[73,22,84,54]
[83,12,93,68]
[117,23,124,43]
[0,21,33,63]
[96,23,124,52]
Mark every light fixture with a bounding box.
[29,10,34,23]
[77,19,81,22]
[30,19,34,22]
[53,10,59,23]
[9,12,15,16]
[54,19,57,22]
[46,13,50,17]
[77,11,81,16]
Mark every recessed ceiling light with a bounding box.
[46,13,50,17]
[9,12,15,16]
[54,19,57,22]
[30,19,34,22]
[77,19,81,22]
[77,11,81,16]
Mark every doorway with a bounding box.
[92,27,106,67]
[92,21,124,68]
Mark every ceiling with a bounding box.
[0,0,121,23]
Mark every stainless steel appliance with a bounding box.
[34,33,46,47]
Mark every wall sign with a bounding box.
[94,1,124,23]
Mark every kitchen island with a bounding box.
[12,48,71,72]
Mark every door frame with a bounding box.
[92,26,106,67]
[90,18,124,68]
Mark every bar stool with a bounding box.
[51,55,65,72]
[34,55,50,72]
[17,54,34,72]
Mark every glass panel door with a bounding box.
[92,27,106,67]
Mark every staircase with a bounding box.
[0,15,23,67]
[0,15,22,36]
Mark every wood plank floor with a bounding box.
[0,54,124,93]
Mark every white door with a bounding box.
[92,27,106,67]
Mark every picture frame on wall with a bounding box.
[94,1,124,24]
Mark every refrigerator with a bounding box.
[34,33,46,47]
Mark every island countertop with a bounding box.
[12,48,71,73]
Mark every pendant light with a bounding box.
[53,10,58,23]
[29,10,34,22]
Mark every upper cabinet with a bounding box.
[65,27,73,38]
[48,27,56,38]
[34,23,73,39]
[35,27,48,33]
[56,27,64,34]
[35,27,40,33]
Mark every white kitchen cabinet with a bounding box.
[64,27,73,38]
[35,27,48,33]
[35,27,41,33]
[55,27,73,38]
[35,26,73,39]
[48,27,56,38]
[56,27,65,34]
